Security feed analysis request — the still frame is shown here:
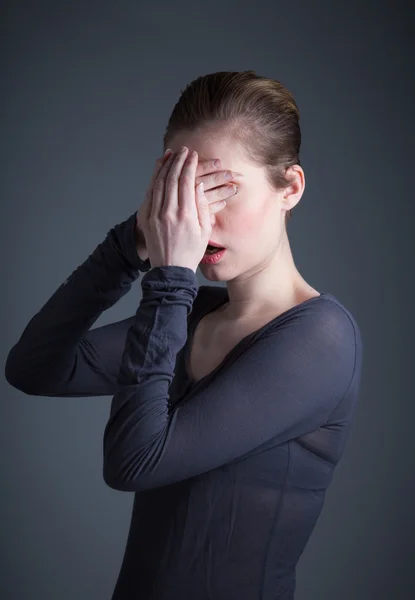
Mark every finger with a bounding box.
[206,183,238,204]
[195,157,222,176]
[194,156,242,183]
[149,150,173,192]
[162,146,189,216]
[151,151,177,219]
[195,168,243,195]
[195,179,212,238]
[194,159,229,195]
[209,198,228,214]
[178,149,199,216]
[194,160,225,191]
[209,199,227,224]
[143,150,173,221]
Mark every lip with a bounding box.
[200,247,227,264]
[207,239,225,248]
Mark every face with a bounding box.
[168,129,299,281]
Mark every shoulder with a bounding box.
[293,293,363,391]
[264,292,363,366]
[313,293,362,347]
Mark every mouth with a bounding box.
[200,246,227,264]
[205,243,226,255]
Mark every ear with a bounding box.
[282,165,305,212]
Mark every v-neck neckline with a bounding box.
[182,290,333,390]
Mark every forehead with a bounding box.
[168,129,258,176]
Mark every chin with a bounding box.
[198,267,226,282]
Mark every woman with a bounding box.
[5,70,363,599]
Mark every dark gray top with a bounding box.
[5,212,363,600]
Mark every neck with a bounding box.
[223,232,312,321]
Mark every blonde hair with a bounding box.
[163,70,302,226]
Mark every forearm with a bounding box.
[103,265,198,490]
[5,213,148,392]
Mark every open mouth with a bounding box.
[205,244,225,255]
[200,245,227,264]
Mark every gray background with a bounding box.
[2,0,414,598]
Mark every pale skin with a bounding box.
[135,153,238,259]
[137,127,320,323]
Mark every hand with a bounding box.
[138,146,224,273]
[135,150,239,263]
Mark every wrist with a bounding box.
[137,245,149,262]
[134,221,149,262]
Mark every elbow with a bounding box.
[5,355,43,396]
[4,347,65,396]
[103,449,155,492]
[102,437,166,492]
[103,464,143,492]
[103,454,131,491]
[4,350,18,386]
[102,463,120,490]
[4,354,33,394]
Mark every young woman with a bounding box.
[5,70,363,600]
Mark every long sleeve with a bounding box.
[103,270,359,492]
[4,212,153,396]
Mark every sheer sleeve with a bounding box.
[5,212,151,396]
[102,267,358,492]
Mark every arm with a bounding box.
[103,267,360,492]
[4,212,152,396]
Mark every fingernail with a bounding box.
[164,148,172,157]
[213,159,221,168]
